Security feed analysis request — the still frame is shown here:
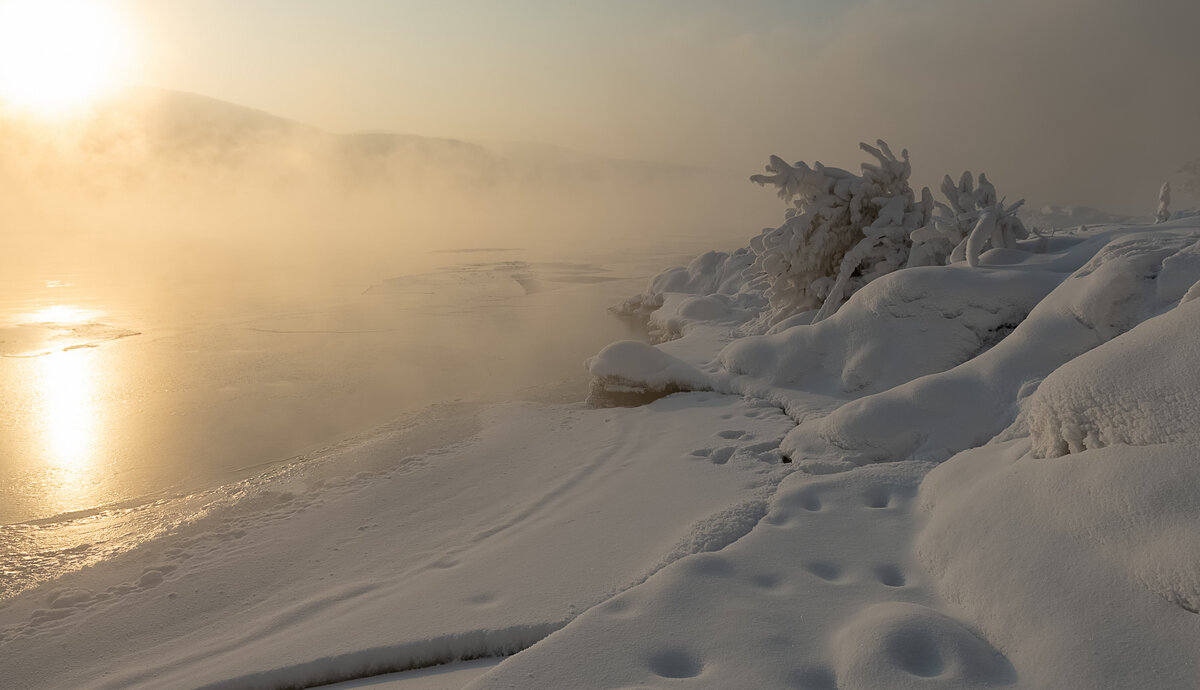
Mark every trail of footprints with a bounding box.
[770,480,911,588]
[687,398,791,466]
[579,467,977,689]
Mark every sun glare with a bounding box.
[0,0,135,115]
[29,304,101,324]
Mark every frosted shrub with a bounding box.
[962,199,1029,267]
[747,140,932,327]
[909,171,1027,266]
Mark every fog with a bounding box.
[0,88,776,299]
[0,88,780,523]
[127,1,1200,216]
[588,0,1200,214]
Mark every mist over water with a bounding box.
[0,90,776,531]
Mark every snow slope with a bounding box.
[481,219,1200,688]
[3,219,1200,689]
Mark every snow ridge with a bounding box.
[194,623,563,690]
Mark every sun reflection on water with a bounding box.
[28,304,101,324]
[32,347,102,511]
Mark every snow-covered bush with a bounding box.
[909,171,1029,266]
[962,198,1029,267]
[747,141,933,327]
[1155,181,1171,223]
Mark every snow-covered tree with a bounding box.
[910,171,1028,266]
[746,140,932,327]
[1155,182,1171,224]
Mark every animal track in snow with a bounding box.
[804,561,843,582]
[647,648,704,679]
[862,485,892,508]
[874,564,906,587]
[708,447,735,465]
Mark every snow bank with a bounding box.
[918,440,1200,688]
[790,228,1200,465]
[548,220,1200,687]
[1028,296,1200,457]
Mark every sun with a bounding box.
[0,0,135,115]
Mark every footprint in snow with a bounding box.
[862,485,892,509]
[647,648,705,679]
[804,561,843,582]
[708,447,736,465]
[874,564,906,587]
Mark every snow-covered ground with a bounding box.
[3,216,1199,688]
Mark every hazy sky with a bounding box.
[103,0,1200,211]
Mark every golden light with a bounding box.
[0,0,135,115]
[29,304,102,324]
[35,348,100,473]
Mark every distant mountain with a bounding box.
[2,88,709,189]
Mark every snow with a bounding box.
[4,215,1200,688]
[585,340,713,406]
[0,395,795,689]
[1025,294,1200,457]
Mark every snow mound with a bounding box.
[586,340,712,406]
[716,265,1058,404]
